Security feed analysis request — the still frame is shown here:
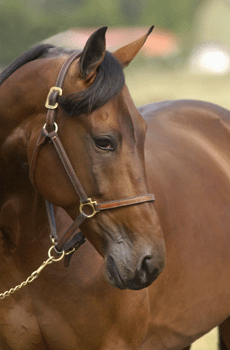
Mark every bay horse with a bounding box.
[0,26,230,350]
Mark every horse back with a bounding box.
[139,100,230,349]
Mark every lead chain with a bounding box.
[0,245,65,300]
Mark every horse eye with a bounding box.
[94,137,114,151]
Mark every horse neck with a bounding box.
[0,58,68,268]
[0,190,52,297]
[0,175,49,250]
[0,80,29,146]
[0,56,63,146]
[0,93,49,257]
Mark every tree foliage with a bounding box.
[0,0,204,66]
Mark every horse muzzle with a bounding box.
[104,242,165,290]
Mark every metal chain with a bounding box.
[0,245,65,300]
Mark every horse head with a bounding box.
[0,27,165,290]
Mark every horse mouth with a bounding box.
[104,254,164,290]
[104,256,127,290]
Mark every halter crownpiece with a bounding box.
[29,50,155,265]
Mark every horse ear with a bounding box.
[79,26,107,80]
[113,26,154,67]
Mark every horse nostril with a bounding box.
[141,255,154,276]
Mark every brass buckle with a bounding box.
[79,198,99,218]
[45,87,63,110]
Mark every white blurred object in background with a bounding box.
[189,43,230,75]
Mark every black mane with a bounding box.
[0,44,125,116]
[0,44,55,85]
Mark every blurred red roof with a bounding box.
[46,27,179,57]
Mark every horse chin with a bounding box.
[124,268,163,290]
[103,255,164,290]
[104,273,127,290]
[103,261,128,290]
[103,265,162,290]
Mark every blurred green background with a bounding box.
[0,0,202,65]
[1,0,230,111]
[1,0,229,348]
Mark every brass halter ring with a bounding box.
[43,122,58,133]
[79,198,99,218]
[48,245,65,261]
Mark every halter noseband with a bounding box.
[29,51,155,266]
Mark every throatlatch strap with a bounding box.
[44,199,86,267]
[45,199,58,242]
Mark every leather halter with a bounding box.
[29,51,155,265]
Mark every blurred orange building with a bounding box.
[45,27,179,58]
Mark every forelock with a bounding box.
[58,51,125,117]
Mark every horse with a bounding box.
[0,26,230,350]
